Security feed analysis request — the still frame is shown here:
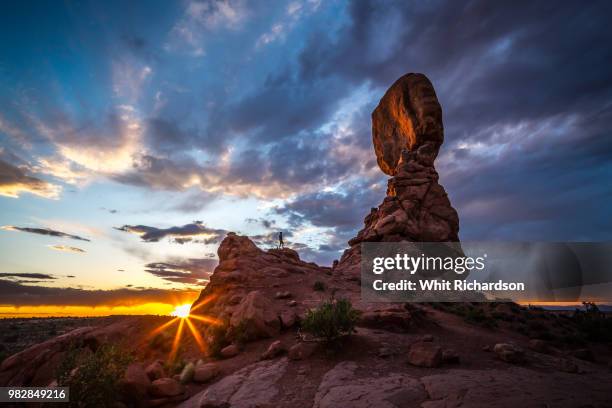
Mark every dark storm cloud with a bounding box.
[3,0,612,255]
[115,221,227,244]
[0,273,56,280]
[208,70,347,146]
[245,217,276,229]
[1,225,91,242]
[112,155,203,191]
[144,258,217,285]
[145,118,198,155]
[0,279,198,307]
[272,180,386,264]
[275,181,384,231]
[267,0,612,242]
[443,111,612,240]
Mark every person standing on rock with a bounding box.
[278,231,284,249]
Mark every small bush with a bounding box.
[301,299,359,344]
[164,358,186,376]
[464,307,497,328]
[313,281,326,292]
[57,343,132,408]
[570,302,612,342]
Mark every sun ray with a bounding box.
[147,316,179,339]
[189,313,222,326]
[185,317,207,353]
[189,294,217,314]
[169,318,185,362]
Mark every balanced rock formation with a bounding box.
[372,73,444,176]
[336,73,459,278]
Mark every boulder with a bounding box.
[407,342,442,367]
[288,342,317,360]
[359,309,413,332]
[421,334,435,342]
[119,363,151,402]
[148,377,184,398]
[221,344,240,358]
[261,340,285,360]
[193,363,220,383]
[442,348,460,364]
[528,339,550,354]
[229,290,281,339]
[280,310,297,328]
[179,362,194,384]
[145,360,165,381]
[275,291,292,299]
[372,73,443,176]
[494,343,525,364]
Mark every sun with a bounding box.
[148,295,221,361]
[170,303,191,318]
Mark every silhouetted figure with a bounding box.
[278,231,284,249]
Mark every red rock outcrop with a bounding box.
[190,232,337,344]
[336,73,459,278]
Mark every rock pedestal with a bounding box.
[337,73,459,278]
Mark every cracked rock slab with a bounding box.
[420,367,612,408]
[313,361,426,408]
[179,358,288,408]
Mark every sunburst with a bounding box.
[148,295,221,361]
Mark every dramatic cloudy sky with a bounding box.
[1,0,611,315]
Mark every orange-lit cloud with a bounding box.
[0,279,199,309]
[46,244,86,253]
[0,158,61,199]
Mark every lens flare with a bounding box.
[148,296,219,362]
[171,303,191,318]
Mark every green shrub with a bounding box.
[313,281,326,292]
[464,307,497,328]
[164,357,186,375]
[301,299,359,344]
[570,302,612,342]
[57,343,132,408]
